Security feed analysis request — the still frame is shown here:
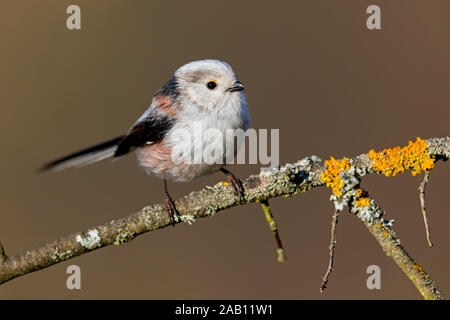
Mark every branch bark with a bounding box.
[0,137,448,299]
[419,170,433,247]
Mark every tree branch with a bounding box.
[259,199,286,262]
[320,209,340,293]
[0,137,448,299]
[350,189,443,300]
[419,170,433,247]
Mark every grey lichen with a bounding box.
[329,165,361,212]
[350,197,389,227]
[142,205,166,230]
[427,137,450,160]
[114,228,136,245]
[179,214,196,225]
[51,248,74,262]
[76,229,101,250]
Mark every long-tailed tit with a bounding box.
[40,59,250,224]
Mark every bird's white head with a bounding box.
[170,59,245,111]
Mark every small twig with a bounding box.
[419,170,433,247]
[320,209,340,293]
[259,199,286,262]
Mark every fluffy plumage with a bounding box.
[40,59,250,182]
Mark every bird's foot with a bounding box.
[221,168,245,200]
[164,192,179,227]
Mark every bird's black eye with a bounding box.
[207,80,217,90]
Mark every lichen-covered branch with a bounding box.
[350,190,443,300]
[0,137,448,299]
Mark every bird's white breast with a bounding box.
[140,92,250,181]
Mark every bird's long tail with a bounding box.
[39,135,125,172]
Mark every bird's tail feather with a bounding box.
[39,135,125,172]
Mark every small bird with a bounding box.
[40,59,250,224]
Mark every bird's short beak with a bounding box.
[228,81,245,92]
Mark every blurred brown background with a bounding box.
[0,0,449,299]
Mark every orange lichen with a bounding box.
[321,138,434,198]
[320,157,350,196]
[413,264,429,279]
[368,137,434,177]
[354,188,370,207]
[355,197,370,207]
[355,188,363,198]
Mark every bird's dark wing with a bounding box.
[114,110,175,157]
[114,87,179,157]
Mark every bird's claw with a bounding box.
[221,168,245,200]
[164,194,179,227]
